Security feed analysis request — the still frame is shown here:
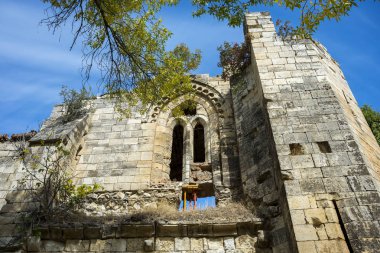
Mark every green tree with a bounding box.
[42,0,373,109]
[42,0,200,114]
[192,0,367,37]
[361,105,380,145]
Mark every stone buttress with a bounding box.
[236,11,380,253]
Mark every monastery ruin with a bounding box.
[1,12,380,253]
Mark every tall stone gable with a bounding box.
[0,12,380,253]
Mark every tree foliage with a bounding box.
[361,105,380,145]
[172,99,198,118]
[192,0,366,37]
[41,0,375,110]
[42,0,201,113]
[18,141,101,222]
[60,86,91,123]
[217,40,251,80]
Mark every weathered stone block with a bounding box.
[188,224,213,237]
[345,221,380,238]
[83,225,101,239]
[290,209,306,225]
[207,238,224,250]
[300,178,325,193]
[224,237,236,250]
[175,237,190,251]
[235,235,257,249]
[237,222,257,235]
[190,238,204,251]
[312,154,329,167]
[324,208,339,223]
[293,224,318,241]
[291,155,315,169]
[102,225,116,239]
[156,237,175,251]
[42,240,65,252]
[324,223,344,240]
[90,239,106,252]
[341,206,373,223]
[355,192,380,205]
[326,153,351,166]
[314,239,350,253]
[64,240,90,251]
[213,223,237,237]
[288,196,311,210]
[156,223,187,237]
[27,236,41,252]
[63,227,84,240]
[107,238,127,252]
[144,238,155,252]
[297,241,317,253]
[323,177,351,193]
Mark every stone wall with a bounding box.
[0,141,24,248]
[1,12,380,253]
[26,220,264,252]
[70,76,241,201]
[30,235,259,252]
[244,12,380,253]
[312,42,380,189]
[231,66,290,252]
[74,99,155,191]
[0,142,22,210]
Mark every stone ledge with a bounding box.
[35,220,263,241]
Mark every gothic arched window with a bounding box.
[193,123,205,163]
[170,124,184,181]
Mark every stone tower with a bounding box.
[0,12,379,253]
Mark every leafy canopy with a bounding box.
[217,40,251,80]
[361,105,380,145]
[192,0,367,37]
[42,0,200,114]
[42,0,373,111]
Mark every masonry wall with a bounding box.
[0,142,23,246]
[231,66,291,252]
[29,234,259,252]
[244,12,380,253]
[0,142,21,210]
[74,99,156,191]
[313,43,380,189]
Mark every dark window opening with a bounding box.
[183,107,196,116]
[170,125,184,181]
[193,123,205,162]
[180,183,216,211]
[317,141,332,153]
[289,143,305,155]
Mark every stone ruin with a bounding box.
[1,12,380,253]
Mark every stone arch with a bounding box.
[146,80,225,123]
[150,90,222,187]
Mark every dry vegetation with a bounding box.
[64,202,254,225]
[126,202,254,223]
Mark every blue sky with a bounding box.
[0,1,379,134]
